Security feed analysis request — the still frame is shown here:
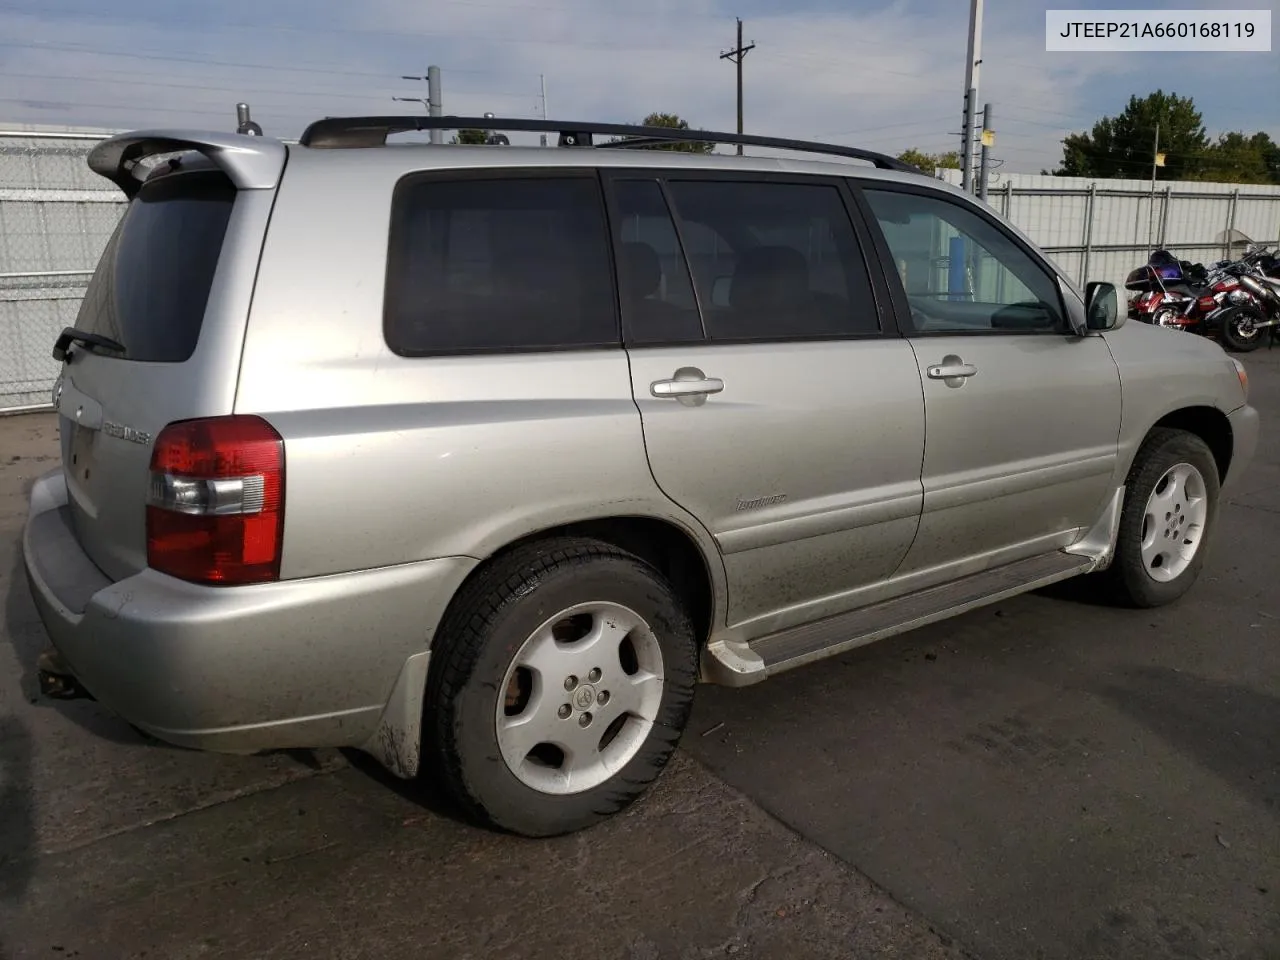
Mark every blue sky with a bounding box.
[0,0,1275,173]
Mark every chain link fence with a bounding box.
[1,128,126,412]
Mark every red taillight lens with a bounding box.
[146,415,285,585]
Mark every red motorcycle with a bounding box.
[1126,250,1273,352]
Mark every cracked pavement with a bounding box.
[1,349,1277,959]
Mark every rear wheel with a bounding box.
[1103,429,1220,608]
[423,537,697,837]
[1222,305,1265,353]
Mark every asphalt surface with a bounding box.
[1,346,1277,960]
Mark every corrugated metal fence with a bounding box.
[938,169,1280,296]
[3,129,1280,413]
[1,127,126,412]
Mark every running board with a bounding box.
[704,551,1096,685]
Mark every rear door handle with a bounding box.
[650,367,725,402]
[651,377,724,398]
[927,362,978,380]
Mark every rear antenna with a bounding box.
[236,102,264,137]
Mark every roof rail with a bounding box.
[297,115,924,174]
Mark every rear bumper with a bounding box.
[1224,403,1260,495]
[23,468,476,755]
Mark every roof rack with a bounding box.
[297,115,924,174]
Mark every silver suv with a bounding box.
[24,116,1259,837]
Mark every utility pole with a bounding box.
[960,0,983,192]
[977,102,993,201]
[427,65,442,144]
[720,18,755,156]
[540,73,548,147]
[1147,122,1161,250]
[961,89,976,192]
[396,66,443,143]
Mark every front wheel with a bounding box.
[422,537,698,837]
[1103,429,1220,608]
[1221,306,1265,353]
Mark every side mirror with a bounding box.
[1086,281,1121,331]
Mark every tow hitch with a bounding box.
[37,649,93,700]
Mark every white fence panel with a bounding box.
[939,168,1280,296]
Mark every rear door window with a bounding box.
[74,170,236,363]
[611,179,705,344]
[384,175,619,356]
[664,179,880,341]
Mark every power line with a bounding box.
[0,69,533,102]
[0,21,949,79]
[0,1,732,32]
[0,3,953,60]
[813,115,954,138]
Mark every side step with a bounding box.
[710,551,1096,683]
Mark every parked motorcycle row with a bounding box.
[1125,243,1280,352]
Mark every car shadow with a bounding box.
[1035,572,1124,607]
[1095,664,1280,815]
[0,713,35,960]
[339,748,470,827]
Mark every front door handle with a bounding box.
[927,361,978,380]
[650,367,724,406]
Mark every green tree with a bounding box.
[610,113,715,153]
[450,128,490,145]
[1196,131,1272,184]
[1249,131,1280,183]
[897,148,961,176]
[1054,90,1209,180]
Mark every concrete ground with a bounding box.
[1,347,1276,960]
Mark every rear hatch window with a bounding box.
[58,165,242,581]
[74,169,235,363]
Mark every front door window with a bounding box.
[862,189,1067,335]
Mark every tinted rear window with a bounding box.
[664,180,880,341]
[74,170,235,363]
[384,175,618,356]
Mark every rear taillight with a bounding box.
[146,415,285,585]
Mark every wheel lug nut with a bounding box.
[558,704,572,720]
[564,676,578,692]
[597,691,610,706]
[578,712,593,728]
[587,667,602,683]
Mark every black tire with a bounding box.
[1221,306,1265,353]
[1102,428,1221,608]
[422,537,697,837]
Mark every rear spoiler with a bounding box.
[87,130,287,199]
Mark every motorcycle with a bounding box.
[1126,247,1279,353]
[1216,246,1280,351]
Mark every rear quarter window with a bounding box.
[74,170,236,363]
[383,175,619,356]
